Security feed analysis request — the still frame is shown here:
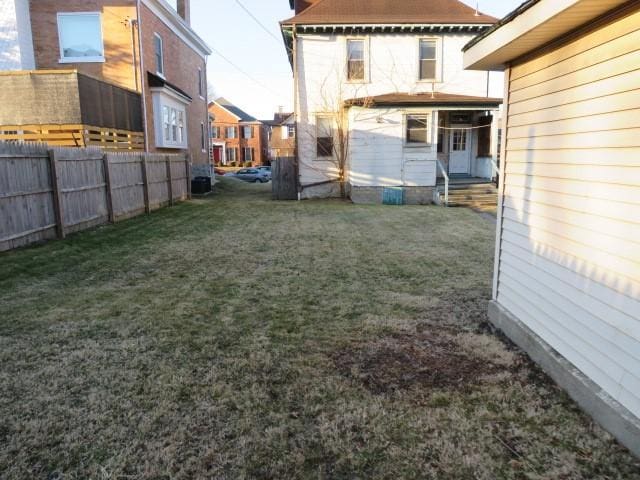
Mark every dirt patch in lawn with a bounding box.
[332,331,500,394]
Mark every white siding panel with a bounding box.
[508,70,639,115]
[496,9,640,422]
[508,89,640,128]
[500,238,640,320]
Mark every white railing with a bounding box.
[491,158,499,180]
[436,159,449,206]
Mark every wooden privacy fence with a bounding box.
[0,125,145,150]
[272,157,298,200]
[0,142,191,252]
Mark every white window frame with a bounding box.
[243,125,253,139]
[345,37,369,83]
[154,33,165,77]
[417,37,442,83]
[226,148,238,163]
[151,89,189,149]
[226,126,237,139]
[57,12,105,63]
[198,67,204,99]
[316,115,335,160]
[404,113,433,147]
[287,125,296,138]
[243,147,254,163]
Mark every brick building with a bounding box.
[209,98,265,166]
[0,0,212,172]
[262,111,295,163]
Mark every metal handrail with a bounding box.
[436,159,449,206]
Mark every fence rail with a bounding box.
[0,142,191,252]
[0,125,144,151]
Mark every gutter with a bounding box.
[463,0,541,52]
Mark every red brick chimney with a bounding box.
[177,0,190,25]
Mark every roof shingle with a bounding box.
[282,0,497,25]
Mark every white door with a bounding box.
[449,126,471,175]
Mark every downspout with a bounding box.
[136,0,150,152]
[130,19,139,91]
[292,24,301,201]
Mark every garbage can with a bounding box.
[191,176,212,195]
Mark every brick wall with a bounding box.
[209,102,265,166]
[29,0,138,90]
[139,3,209,165]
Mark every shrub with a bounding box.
[230,162,237,167]
[244,162,252,167]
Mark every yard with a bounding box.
[1,178,638,479]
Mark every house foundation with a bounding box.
[349,186,435,205]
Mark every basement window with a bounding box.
[57,13,104,63]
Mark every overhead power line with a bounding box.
[234,0,284,45]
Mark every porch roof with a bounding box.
[345,92,503,108]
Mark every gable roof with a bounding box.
[213,98,258,122]
[282,0,497,25]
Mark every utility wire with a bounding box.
[209,45,284,98]
[234,0,284,45]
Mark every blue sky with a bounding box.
[191,0,524,120]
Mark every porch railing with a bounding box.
[436,159,449,206]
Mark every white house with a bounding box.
[281,0,504,203]
[0,0,35,70]
[464,0,640,457]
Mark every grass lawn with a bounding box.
[1,178,638,479]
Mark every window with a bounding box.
[198,68,204,98]
[452,130,468,151]
[157,102,187,148]
[211,126,221,138]
[406,115,430,145]
[288,125,296,138]
[419,39,437,81]
[243,147,254,163]
[226,148,238,163]
[316,116,334,158]
[347,39,365,81]
[201,122,206,151]
[226,126,237,139]
[154,34,164,76]
[243,125,254,139]
[57,13,104,62]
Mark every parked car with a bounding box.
[214,167,226,176]
[234,168,270,183]
[256,166,272,180]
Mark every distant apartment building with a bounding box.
[209,98,264,166]
[262,110,296,163]
[0,0,212,173]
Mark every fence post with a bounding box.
[141,154,150,214]
[185,153,192,200]
[48,149,66,239]
[103,154,115,223]
[166,156,174,206]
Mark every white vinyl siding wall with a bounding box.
[496,8,640,419]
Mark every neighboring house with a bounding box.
[209,98,264,166]
[262,110,296,163]
[464,0,640,457]
[281,0,504,203]
[0,0,212,174]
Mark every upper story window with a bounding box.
[347,39,365,82]
[406,114,431,145]
[57,13,104,63]
[419,39,437,81]
[198,68,204,98]
[154,34,164,77]
[212,126,221,138]
[243,126,254,139]
[226,126,237,139]
[287,125,296,138]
